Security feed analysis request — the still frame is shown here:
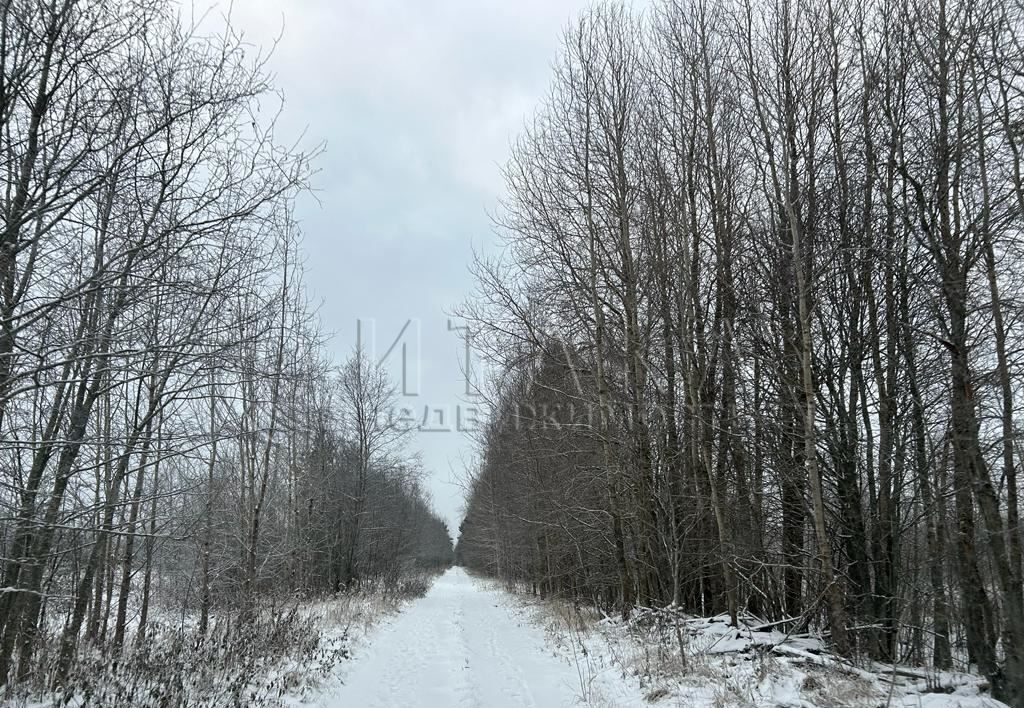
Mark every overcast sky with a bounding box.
[220,1,607,535]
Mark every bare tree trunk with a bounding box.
[137,442,161,644]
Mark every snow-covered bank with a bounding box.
[3,584,424,708]
[533,601,1010,708]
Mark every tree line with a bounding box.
[456,0,1024,702]
[0,0,451,695]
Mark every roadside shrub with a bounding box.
[46,606,348,708]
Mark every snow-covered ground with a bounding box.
[533,602,1011,708]
[5,590,406,708]
[305,568,1011,708]
[312,567,582,708]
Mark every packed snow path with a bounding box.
[320,567,581,708]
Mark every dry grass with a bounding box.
[5,574,440,708]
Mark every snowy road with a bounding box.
[318,567,582,708]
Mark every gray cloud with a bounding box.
[220,0,603,534]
